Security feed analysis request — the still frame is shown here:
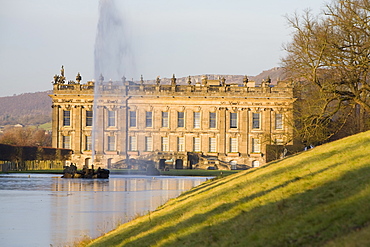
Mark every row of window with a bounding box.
[63,135,116,151]
[128,136,261,153]
[63,110,116,127]
[130,111,284,130]
[131,111,219,129]
[63,110,284,130]
[63,135,262,153]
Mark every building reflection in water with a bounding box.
[49,175,206,246]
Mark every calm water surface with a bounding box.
[0,173,208,247]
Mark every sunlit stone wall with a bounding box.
[50,73,295,169]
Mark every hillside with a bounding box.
[88,131,370,247]
[0,91,52,126]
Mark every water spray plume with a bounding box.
[94,0,135,81]
[92,0,135,168]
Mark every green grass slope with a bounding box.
[88,131,370,247]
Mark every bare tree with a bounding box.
[0,127,52,147]
[292,81,354,146]
[283,0,370,144]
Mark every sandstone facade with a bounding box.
[50,71,295,170]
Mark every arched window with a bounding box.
[85,158,91,167]
[159,159,166,170]
[230,160,237,170]
[252,160,260,168]
[175,159,183,169]
[107,158,113,169]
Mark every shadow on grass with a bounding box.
[163,145,356,212]
[89,134,370,247]
[90,150,370,247]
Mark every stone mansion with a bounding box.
[50,68,295,170]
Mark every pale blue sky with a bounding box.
[0,0,327,97]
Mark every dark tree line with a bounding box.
[0,144,71,162]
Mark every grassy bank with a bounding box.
[87,131,370,246]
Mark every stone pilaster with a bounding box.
[218,107,226,155]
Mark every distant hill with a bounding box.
[0,68,286,126]
[252,67,286,85]
[0,91,52,126]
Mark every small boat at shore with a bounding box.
[62,164,110,179]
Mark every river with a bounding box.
[0,173,208,247]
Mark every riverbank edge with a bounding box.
[0,169,240,177]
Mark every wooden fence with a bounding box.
[0,144,72,172]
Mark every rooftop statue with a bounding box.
[219,76,226,86]
[76,72,82,83]
[171,74,176,85]
[99,74,104,83]
[61,65,65,77]
[53,74,60,84]
[243,75,249,86]
[58,75,66,84]
[266,76,271,83]
[202,75,208,85]
[262,76,271,87]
